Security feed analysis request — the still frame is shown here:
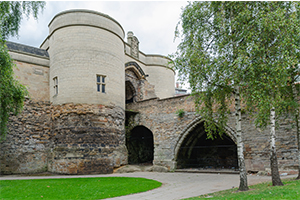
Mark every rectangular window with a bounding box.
[53,77,58,96]
[97,75,106,93]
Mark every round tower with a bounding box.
[48,9,125,109]
[46,10,127,175]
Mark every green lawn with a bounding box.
[185,178,300,200]
[0,177,162,200]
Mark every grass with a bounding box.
[185,178,300,200]
[0,177,162,200]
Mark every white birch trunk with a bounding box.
[234,86,248,191]
[292,83,300,179]
[270,107,276,150]
[270,107,283,186]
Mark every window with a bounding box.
[53,77,58,96]
[97,75,106,93]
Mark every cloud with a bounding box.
[8,1,189,88]
[9,1,187,54]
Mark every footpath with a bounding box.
[0,172,297,200]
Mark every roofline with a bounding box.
[48,9,125,37]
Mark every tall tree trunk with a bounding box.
[235,86,249,191]
[292,83,300,180]
[270,107,283,186]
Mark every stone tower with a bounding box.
[46,9,125,107]
[41,9,127,174]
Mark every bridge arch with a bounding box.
[174,116,238,170]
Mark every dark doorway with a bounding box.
[177,122,238,170]
[126,126,154,164]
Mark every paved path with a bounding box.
[0,172,297,200]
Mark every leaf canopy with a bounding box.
[172,1,300,134]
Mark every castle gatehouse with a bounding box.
[1,9,298,175]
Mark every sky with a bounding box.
[8,1,188,57]
[8,1,190,89]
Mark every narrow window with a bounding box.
[97,75,106,93]
[53,77,58,96]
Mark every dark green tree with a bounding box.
[0,1,45,141]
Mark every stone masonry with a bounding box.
[49,103,127,174]
[126,94,299,174]
[0,99,52,174]
[1,100,127,175]
[1,9,299,175]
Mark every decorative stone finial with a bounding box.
[127,31,139,59]
[127,31,134,45]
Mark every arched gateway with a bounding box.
[174,117,238,170]
[126,125,154,164]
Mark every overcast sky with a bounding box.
[8,1,188,57]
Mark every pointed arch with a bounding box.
[174,116,237,162]
[125,61,146,80]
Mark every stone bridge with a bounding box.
[126,94,299,174]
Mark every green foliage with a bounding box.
[172,2,251,138]
[172,1,300,132]
[185,178,300,200]
[0,177,162,199]
[241,2,300,129]
[176,109,185,118]
[172,2,300,186]
[0,37,28,141]
[0,1,45,141]
[0,1,46,39]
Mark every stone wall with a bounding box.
[1,100,127,175]
[12,60,49,102]
[1,94,298,175]
[7,41,50,102]
[126,95,299,174]
[0,99,52,174]
[49,103,127,174]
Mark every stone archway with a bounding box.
[126,125,154,164]
[126,81,136,104]
[174,117,238,170]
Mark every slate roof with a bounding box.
[6,41,49,58]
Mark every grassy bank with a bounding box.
[0,177,161,200]
[186,178,300,200]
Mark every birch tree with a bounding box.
[172,1,254,191]
[243,1,300,186]
[173,1,300,189]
